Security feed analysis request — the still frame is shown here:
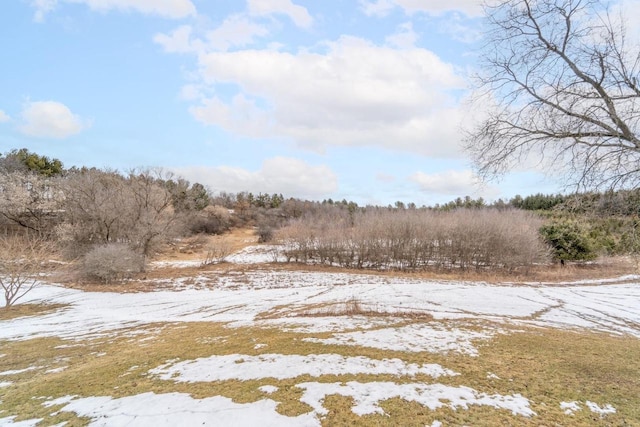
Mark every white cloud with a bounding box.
[410,169,498,197]
[394,0,483,17]
[205,14,270,51]
[0,110,10,123]
[31,0,57,22]
[438,13,482,43]
[173,157,338,198]
[613,0,640,43]
[18,101,90,139]
[360,0,483,17]
[247,0,313,28]
[154,25,197,53]
[359,0,396,17]
[188,36,466,156]
[31,0,196,21]
[155,16,270,55]
[385,21,418,48]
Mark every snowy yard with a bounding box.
[1,246,639,426]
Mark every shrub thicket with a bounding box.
[277,208,549,271]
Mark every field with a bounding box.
[1,233,640,426]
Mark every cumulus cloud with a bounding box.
[0,110,10,123]
[385,22,419,48]
[438,13,483,43]
[154,16,271,54]
[359,0,395,17]
[184,35,466,156]
[31,0,57,22]
[247,0,313,28]
[173,157,338,198]
[410,169,493,196]
[205,14,270,51]
[153,25,197,53]
[31,0,196,21]
[360,0,483,17]
[18,101,90,139]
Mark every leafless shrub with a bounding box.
[0,235,55,308]
[189,205,233,235]
[81,243,144,284]
[201,241,234,266]
[277,208,549,272]
[256,225,274,243]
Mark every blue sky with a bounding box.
[0,0,570,206]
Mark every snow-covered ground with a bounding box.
[4,269,640,342]
[1,245,637,425]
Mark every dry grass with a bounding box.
[0,303,68,320]
[290,297,434,320]
[155,227,258,263]
[1,319,638,426]
[13,246,636,425]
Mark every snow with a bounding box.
[149,260,202,269]
[586,401,617,415]
[259,385,278,394]
[297,381,536,417]
[0,366,42,376]
[54,392,319,427]
[42,395,76,408]
[1,259,638,424]
[36,385,535,425]
[304,324,494,356]
[560,400,617,416]
[149,354,458,382]
[226,245,287,264]
[0,417,42,426]
[2,269,640,343]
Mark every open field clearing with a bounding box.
[1,245,640,426]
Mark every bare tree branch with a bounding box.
[466,0,640,191]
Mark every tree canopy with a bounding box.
[467,0,640,191]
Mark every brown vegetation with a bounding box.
[277,208,550,272]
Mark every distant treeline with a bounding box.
[3,148,640,277]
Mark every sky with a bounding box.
[0,0,611,206]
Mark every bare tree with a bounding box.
[0,171,63,236]
[62,169,185,264]
[0,235,53,309]
[466,0,640,191]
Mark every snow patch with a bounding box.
[45,367,67,374]
[0,366,42,376]
[586,401,616,415]
[560,400,616,416]
[0,416,42,426]
[304,324,493,356]
[226,245,286,264]
[150,353,458,382]
[297,381,536,417]
[259,385,278,394]
[43,395,77,408]
[57,392,318,426]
